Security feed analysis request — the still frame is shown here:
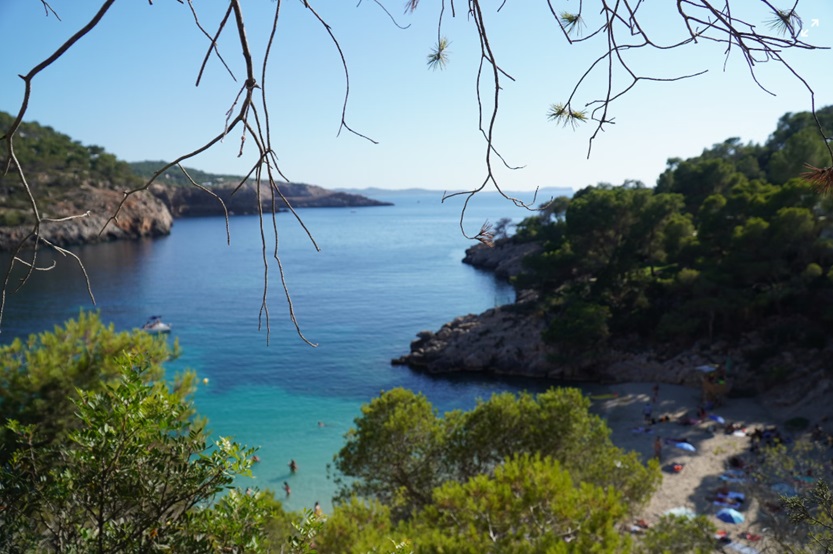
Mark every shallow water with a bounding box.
[1,190,565,511]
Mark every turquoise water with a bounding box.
[0,190,557,512]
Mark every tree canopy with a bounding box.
[0,311,178,464]
[0,315,310,552]
[313,385,690,552]
[514,106,833,370]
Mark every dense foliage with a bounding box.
[0,311,177,464]
[0,111,142,226]
[0,315,303,552]
[1,314,669,552]
[1,364,259,552]
[515,106,833,366]
[323,386,660,552]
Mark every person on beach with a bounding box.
[654,436,662,462]
[314,501,323,518]
[643,403,653,423]
[289,459,297,473]
[652,384,659,403]
[283,482,291,496]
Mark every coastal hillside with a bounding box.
[0,112,391,250]
[395,106,833,410]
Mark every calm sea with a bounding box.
[0,190,566,512]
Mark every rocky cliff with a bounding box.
[0,187,172,251]
[392,238,560,376]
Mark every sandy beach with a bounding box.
[593,382,827,552]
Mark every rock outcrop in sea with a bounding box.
[391,291,553,376]
[392,239,560,376]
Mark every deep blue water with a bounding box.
[0,190,561,512]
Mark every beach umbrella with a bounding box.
[716,507,745,524]
[665,507,696,519]
[771,482,797,497]
[673,441,696,452]
[695,365,717,373]
[708,414,726,424]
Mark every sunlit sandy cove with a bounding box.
[595,382,821,551]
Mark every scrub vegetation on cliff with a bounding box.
[511,106,833,372]
[0,111,142,227]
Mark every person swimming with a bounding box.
[289,459,297,473]
[283,481,291,496]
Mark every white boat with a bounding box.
[142,315,171,334]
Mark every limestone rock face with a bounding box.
[394,237,561,377]
[0,188,172,251]
[392,297,558,377]
[0,180,389,251]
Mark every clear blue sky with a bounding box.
[1,1,831,193]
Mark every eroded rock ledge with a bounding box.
[392,292,556,377]
[393,238,558,376]
[462,239,543,280]
[0,188,172,250]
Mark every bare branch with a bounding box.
[176,164,231,245]
[190,0,237,86]
[39,1,61,20]
[302,1,379,144]
[357,0,411,29]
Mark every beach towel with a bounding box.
[726,542,760,554]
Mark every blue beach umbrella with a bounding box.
[709,414,726,424]
[771,482,797,497]
[716,507,744,524]
[673,441,696,452]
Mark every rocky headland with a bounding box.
[0,180,390,251]
[151,181,391,218]
[393,238,833,413]
[0,114,389,251]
